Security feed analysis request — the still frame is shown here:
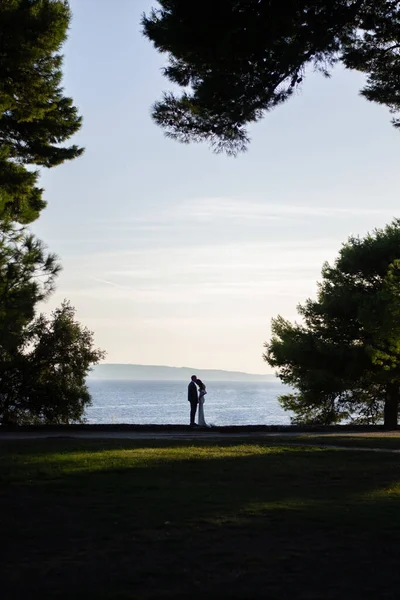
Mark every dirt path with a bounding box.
[0,430,292,441]
[1,429,400,453]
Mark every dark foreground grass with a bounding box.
[2,439,400,599]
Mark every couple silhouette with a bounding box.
[187,375,208,427]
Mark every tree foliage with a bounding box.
[0,227,105,425]
[0,222,60,352]
[6,301,104,425]
[0,2,102,426]
[143,0,400,155]
[0,0,83,223]
[1,301,105,425]
[265,220,400,429]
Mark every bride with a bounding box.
[196,379,210,427]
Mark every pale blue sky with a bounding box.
[32,0,399,373]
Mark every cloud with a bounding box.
[44,196,396,363]
[96,197,398,227]
[89,276,129,289]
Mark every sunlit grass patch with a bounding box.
[364,483,400,499]
[1,442,323,485]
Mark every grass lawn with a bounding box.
[2,439,400,599]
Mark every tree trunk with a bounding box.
[384,383,399,430]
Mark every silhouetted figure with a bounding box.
[196,378,208,427]
[188,374,198,426]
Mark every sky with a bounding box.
[32,0,400,374]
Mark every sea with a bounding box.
[85,379,293,426]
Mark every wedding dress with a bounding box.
[198,390,209,427]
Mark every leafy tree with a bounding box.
[264,219,400,430]
[143,0,400,155]
[0,227,104,425]
[10,301,105,425]
[0,0,83,223]
[0,300,105,426]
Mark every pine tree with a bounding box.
[265,220,400,429]
[143,0,400,155]
[0,0,83,223]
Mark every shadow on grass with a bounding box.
[287,434,400,450]
[2,440,400,599]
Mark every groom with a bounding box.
[188,375,198,427]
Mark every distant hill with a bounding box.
[89,364,273,382]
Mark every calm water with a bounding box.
[85,380,293,426]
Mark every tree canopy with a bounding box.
[0,225,104,425]
[0,222,60,352]
[0,299,105,426]
[265,219,400,429]
[143,0,400,155]
[0,2,103,426]
[0,0,83,223]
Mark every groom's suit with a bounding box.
[188,381,198,425]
